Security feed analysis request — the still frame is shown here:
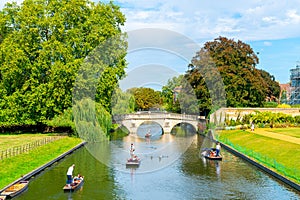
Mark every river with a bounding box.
[16,124,300,199]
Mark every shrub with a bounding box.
[263,102,278,108]
[46,108,75,130]
[277,104,291,108]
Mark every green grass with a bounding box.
[0,134,59,151]
[264,128,300,138]
[0,137,82,189]
[217,130,300,183]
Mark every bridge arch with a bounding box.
[136,121,164,138]
[113,112,200,134]
[170,122,197,136]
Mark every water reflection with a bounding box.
[136,122,163,141]
[83,122,195,174]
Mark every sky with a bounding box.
[1,0,300,89]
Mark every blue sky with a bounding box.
[107,0,300,85]
[2,0,300,87]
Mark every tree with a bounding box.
[161,75,184,113]
[0,0,126,124]
[127,87,162,111]
[186,36,278,113]
[161,75,199,114]
[111,88,135,115]
[259,69,280,101]
[73,97,112,141]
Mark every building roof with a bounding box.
[280,83,290,91]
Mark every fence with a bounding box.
[218,137,300,183]
[0,136,64,160]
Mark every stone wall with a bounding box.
[210,108,300,125]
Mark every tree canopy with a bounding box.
[0,0,126,125]
[127,87,161,111]
[185,36,280,114]
[161,75,184,113]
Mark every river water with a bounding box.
[16,124,300,200]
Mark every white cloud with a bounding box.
[116,0,300,42]
[286,9,300,23]
[1,0,299,84]
[3,0,300,41]
[263,41,272,46]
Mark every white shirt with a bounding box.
[130,144,135,151]
[216,144,221,150]
[67,166,74,175]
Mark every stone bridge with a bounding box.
[113,112,201,134]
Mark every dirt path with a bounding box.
[251,129,300,145]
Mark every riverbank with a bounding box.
[216,128,300,188]
[0,136,83,189]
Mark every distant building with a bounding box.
[289,65,300,104]
[279,83,291,104]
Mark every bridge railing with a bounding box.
[113,112,200,121]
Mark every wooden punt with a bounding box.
[202,148,223,161]
[63,176,84,192]
[0,195,6,200]
[0,180,29,198]
[126,157,141,168]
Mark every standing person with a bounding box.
[216,142,221,157]
[251,122,255,131]
[66,164,75,187]
[130,143,135,151]
[130,143,135,158]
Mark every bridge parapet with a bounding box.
[113,112,201,134]
[114,112,199,121]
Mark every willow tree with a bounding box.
[0,0,126,125]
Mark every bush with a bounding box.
[45,108,75,130]
[291,104,300,108]
[277,104,291,108]
[263,102,278,108]
[207,122,216,130]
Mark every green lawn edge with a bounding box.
[0,137,82,189]
[217,129,300,184]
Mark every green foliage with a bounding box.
[185,36,279,115]
[277,104,291,108]
[161,75,183,113]
[127,87,162,111]
[45,107,75,130]
[206,122,216,129]
[73,98,112,142]
[109,125,129,140]
[291,104,300,108]
[161,75,200,114]
[240,111,295,128]
[263,102,278,108]
[223,111,300,128]
[259,69,280,101]
[0,0,126,125]
[111,88,135,115]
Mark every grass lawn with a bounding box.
[0,136,82,189]
[0,134,61,151]
[264,128,300,138]
[217,129,300,183]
